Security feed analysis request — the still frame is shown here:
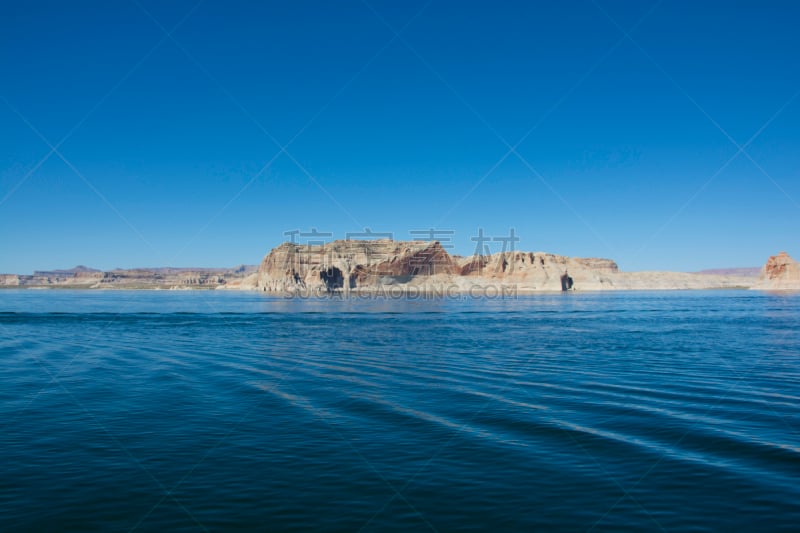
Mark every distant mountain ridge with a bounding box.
[1,265,258,289]
[695,267,761,277]
[32,265,101,277]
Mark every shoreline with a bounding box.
[0,284,774,293]
[4,243,797,292]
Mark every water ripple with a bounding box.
[1,290,799,530]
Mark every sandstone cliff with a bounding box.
[254,239,756,293]
[256,239,458,292]
[751,251,800,290]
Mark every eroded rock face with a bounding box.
[752,251,800,290]
[256,239,459,292]
[453,251,619,291]
[0,275,21,286]
[256,239,750,293]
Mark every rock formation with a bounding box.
[256,239,459,293]
[0,265,258,289]
[751,251,800,290]
[254,239,756,293]
[4,243,780,293]
[452,251,620,291]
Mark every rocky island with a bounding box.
[2,241,797,292]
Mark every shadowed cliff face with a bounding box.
[320,267,344,292]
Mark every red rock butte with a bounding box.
[754,251,800,290]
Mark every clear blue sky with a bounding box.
[2,0,798,273]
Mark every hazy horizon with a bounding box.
[2,1,799,274]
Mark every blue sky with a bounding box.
[1,0,798,273]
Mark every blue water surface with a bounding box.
[1,289,798,531]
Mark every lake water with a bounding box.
[1,290,798,531]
